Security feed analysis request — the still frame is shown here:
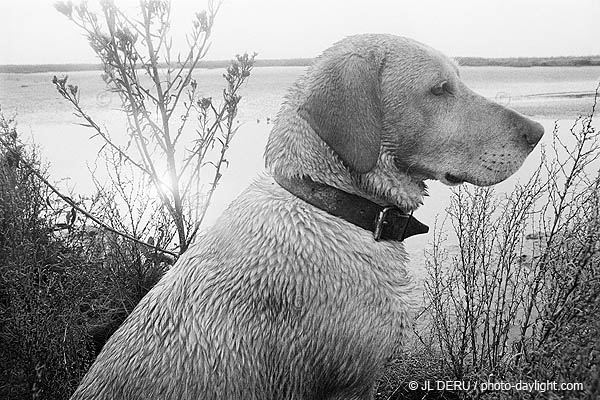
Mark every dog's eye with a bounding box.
[431,81,452,96]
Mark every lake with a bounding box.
[1,65,599,279]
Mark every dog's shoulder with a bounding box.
[203,175,412,283]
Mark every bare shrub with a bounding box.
[54,0,255,255]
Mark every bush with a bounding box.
[0,112,171,399]
[0,113,95,399]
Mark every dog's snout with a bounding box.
[522,119,544,147]
[505,108,544,148]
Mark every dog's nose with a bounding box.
[507,107,544,148]
[523,119,544,147]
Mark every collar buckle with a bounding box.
[374,206,403,241]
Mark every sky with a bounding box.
[0,0,599,65]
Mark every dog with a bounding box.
[71,34,543,400]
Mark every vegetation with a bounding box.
[0,112,85,398]
[0,110,176,399]
[456,55,600,68]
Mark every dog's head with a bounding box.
[298,34,544,187]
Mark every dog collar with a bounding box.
[274,174,429,242]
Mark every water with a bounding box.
[1,65,599,281]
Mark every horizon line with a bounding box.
[2,55,600,73]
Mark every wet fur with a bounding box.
[71,34,543,399]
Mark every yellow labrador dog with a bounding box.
[71,34,543,400]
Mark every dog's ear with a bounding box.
[299,53,382,173]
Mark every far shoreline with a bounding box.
[2,55,600,74]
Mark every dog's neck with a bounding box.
[264,88,427,212]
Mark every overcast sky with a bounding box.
[1,0,598,65]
